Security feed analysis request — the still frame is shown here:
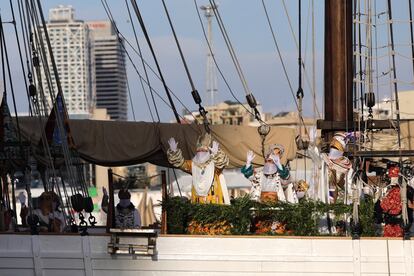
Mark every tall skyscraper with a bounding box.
[87,21,127,121]
[39,5,94,117]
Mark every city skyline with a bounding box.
[39,5,94,117]
[1,1,414,122]
[88,20,128,121]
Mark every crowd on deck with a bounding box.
[2,131,414,237]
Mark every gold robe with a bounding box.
[167,148,229,204]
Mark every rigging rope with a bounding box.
[101,0,201,129]
[373,0,380,117]
[13,0,72,225]
[207,0,250,96]
[280,0,321,118]
[115,30,202,125]
[30,0,77,193]
[302,0,312,77]
[207,0,263,122]
[31,0,94,225]
[0,14,22,144]
[125,73,137,121]
[161,0,195,91]
[260,0,296,114]
[352,0,358,139]
[193,0,260,123]
[260,0,309,137]
[23,0,58,178]
[296,0,307,142]
[357,0,365,121]
[27,12,50,116]
[408,0,414,80]
[386,0,407,229]
[296,0,309,177]
[103,0,159,123]
[124,0,159,122]
[161,0,210,132]
[297,0,303,102]
[17,0,32,71]
[8,0,32,116]
[119,36,201,132]
[128,0,181,123]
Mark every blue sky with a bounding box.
[1,1,414,122]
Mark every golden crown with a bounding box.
[196,133,212,151]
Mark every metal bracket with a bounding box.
[107,228,158,257]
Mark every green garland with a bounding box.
[359,195,376,237]
[163,196,358,236]
[164,196,191,234]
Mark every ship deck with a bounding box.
[0,233,412,275]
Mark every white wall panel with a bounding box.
[0,234,414,275]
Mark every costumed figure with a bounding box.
[114,189,141,229]
[241,144,295,203]
[31,191,65,232]
[167,133,230,204]
[295,179,309,200]
[321,132,354,203]
[375,166,414,237]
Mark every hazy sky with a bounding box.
[1,1,414,122]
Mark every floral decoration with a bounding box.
[380,187,402,215]
[383,223,403,237]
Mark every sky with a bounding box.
[0,1,414,122]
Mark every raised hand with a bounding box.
[168,137,178,152]
[246,150,256,167]
[209,141,219,155]
[270,154,282,169]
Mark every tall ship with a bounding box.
[1,0,414,275]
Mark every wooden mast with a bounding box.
[322,0,353,140]
[319,0,414,156]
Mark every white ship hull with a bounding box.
[0,234,413,275]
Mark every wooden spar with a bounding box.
[322,0,353,137]
[106,169,114,233]
[161,170,167,234]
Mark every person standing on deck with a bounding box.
[241,144,295,203]
[114,189,141,229]
[167,133,230,204]
[30,191,65,232]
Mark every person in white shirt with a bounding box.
[30,191,65,232]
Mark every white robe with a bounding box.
[191,160,230,204]
[248,167,297,203]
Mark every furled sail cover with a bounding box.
[17,118,297,168]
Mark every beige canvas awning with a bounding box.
[400,121,414,151]
[17,117,297,168]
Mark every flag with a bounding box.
[0,92,18,151]
[44,93,76,149]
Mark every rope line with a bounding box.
[193,0,261,123]
[161,0,210,132]
[101,0,201,131]
[124,0,159,122]
[128,0,181,123]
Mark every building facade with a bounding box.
[39,5,94,116]
[87,21,128,121]
[183,101,269,126]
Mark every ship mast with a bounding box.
[322,0,353,141]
